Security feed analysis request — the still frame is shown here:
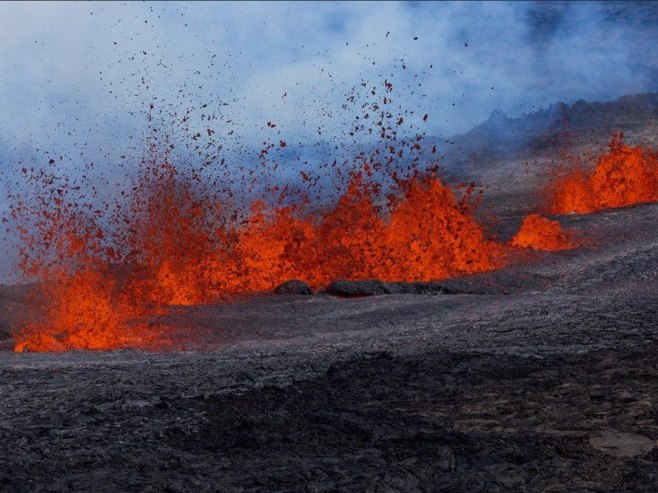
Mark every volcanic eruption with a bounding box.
[10,123,658,353]
[11,125,658,352]
[10,154,507,351]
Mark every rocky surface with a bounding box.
[326,279,457,297]
[1,335,658,491]
[273,279,313,295]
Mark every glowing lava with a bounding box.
[510,214,576,251]
[236,173,504,288]
[549,134,658,214]
[14,266,163,352]
[11,161,505,351]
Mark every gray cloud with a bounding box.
[1,2,656,151]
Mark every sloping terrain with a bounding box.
[449,93,658,174]
[474,97,658,218]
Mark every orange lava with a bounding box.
[10,194,166,352]
[14,266,164,352]
[549,134,658,214]
[510,214,576,251]
[235,174,504,288]
[11,161,505,351]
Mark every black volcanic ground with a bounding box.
[0,114,657,491]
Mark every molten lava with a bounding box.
[510,214,576,251]
[11,161,505,351]
[549,134,658,214]
[235,174,504,288]
[14,266,163,352]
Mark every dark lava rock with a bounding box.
[273,280,313,295]
[326,279,393,296]
[326,279,458,297]
[168,342,658,492]
[389,281,457,295]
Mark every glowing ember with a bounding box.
[549,134,658,214]
[510,214,576,251]
[10,160,505,351]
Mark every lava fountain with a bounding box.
[510,214,576,251]
[549,133,658,214]
[10,157,506,352]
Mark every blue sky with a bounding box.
[0,1,657,278]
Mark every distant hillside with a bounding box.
[438,93,658,171]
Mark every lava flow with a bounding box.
[549,134,658,214]
[510,214,576,251]
[10,159,505,352]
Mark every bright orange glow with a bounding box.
[11,161,505,351]
[14,266,163,352]
[235,174,504,288]
[549,134,658,214]
[510,214,576,251]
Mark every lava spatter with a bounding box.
[510,214,576,251]
[10,160,505,351]
[549,134,658,214]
